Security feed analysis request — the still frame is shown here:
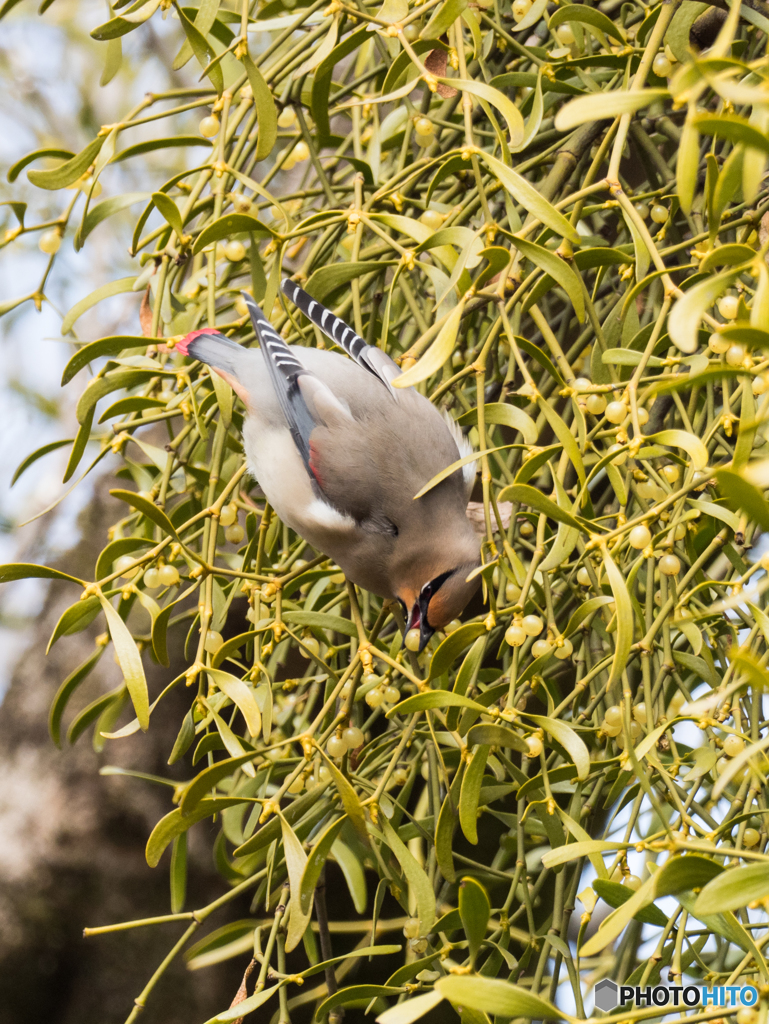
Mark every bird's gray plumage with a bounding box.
[179,285,481,630]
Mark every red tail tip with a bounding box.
[174,328,223,355]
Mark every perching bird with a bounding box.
[175,280,481,650]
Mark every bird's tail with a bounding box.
[175,328,247,378]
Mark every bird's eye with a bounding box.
[424,569,455,597]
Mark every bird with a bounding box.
[174,280,481,651]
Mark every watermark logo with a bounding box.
[594,980,759,1011]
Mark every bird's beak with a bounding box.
[402,598,434,653]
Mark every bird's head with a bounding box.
[399,559,481,653]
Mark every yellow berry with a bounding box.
[521,614,543,636]
[650,204,668,224]
[512,0,532,21]
[224,240,246,262]
[114,554,138,580]
[519,521,534,537]
[633,702,647,725]
[718,294,740,320]
[277,106,296,127]
[659,554,680,576]
[365,688,384,708]
[143,567,160,589]
[726,343,746,367]
[629,524,651,550]
[404,628,421,652]
[219,503,238,527]
[393,767,409,785]
[661,465,680,483]
[605,400,627,424]
[39,229,61,254]
[199,114,220,138]
[414,117,434,137]
[526,735,542,757]
[577,567,591,586]
[637,407,649,425]
[709,333,730,354]
[343,726,364,750]
[586,393,607,415]
[403,917,420,939]
[635,203,650,220]
[419,208,444,229]
[623,874,643,891]
[383,685,401,704]
[444,618,461,634]
[603,718,622,737]
[723,734,745,757]
[327,734,347,758]
[158,564,180,587]
[287,775,305,794]
[300,636,320,659]
[204,630,223,653]
[753,375,768,396]
[605,705,622,727]
[607,443,627,466]
[506,581,522,602]
[555,23,575,44]
[403,22,419,40]
[554,638,573,660]
[743,828,760,848]
[531,639,552,658]
[293,140,310,161]
[652,53,672,77]
[505,623,526,647]
[225,523,245,544]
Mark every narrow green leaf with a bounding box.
[98,592,149,731]
[497,483,584,531]
[480,151,580,243]
[27,135,105,190]
[381,817,435,935]
[376,989,444,1024]
[459,876,490,965]
[393,299,466,388]
[109,488,180,541]
[601,547,634,687]
[555,89,668,132]
[528,715,590,780]
[459,744,490,844]
[436,977,565,1020]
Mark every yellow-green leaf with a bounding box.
[392,300,466,388]
[98,592,149,731]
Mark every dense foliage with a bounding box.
[4,0,769,1021]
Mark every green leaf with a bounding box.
[542,839,627,869]
[388,689,488,718]
[466,723,528,753]
[555,89,669,132]
[152,191,184,237]
[332,837,368,912]
[377,989,445,1024]
[514,236,585,321]
[109,489,180,542]
[61,277,136,335]
[459,877,490,966]
[436,977,565,1020]
[321,754,369,845]
[456,402,537,445]
[312,25,370,142]
[208,668,261,738]
[76,192,150,250]
[549,3,625,42]
[299,816,346,918]
[170,832,187,913]
[381,817,435,935]
[422,0,468,38]
[459,744,490,844]
[147,797,249,867]
[601,547,634,687]
[593,879,668,926]
[527,715,590,780]
[393,299,466,388]
[47,595,101,652]
[62,336,152,385]
[496,484,584,531]
[648,429,709,470]
[114,135,213,163]
[480,152,580,243]
[0,562,82,585]
[319,986,404,1022]
[91,0,161,39]
[7,147,73,183]
[174,1,223,92]
[48,648,104,747]
[428,622,487,681]
[68,684,125,745]
[668,267,741,354]
[283,610,358,637]
[12,439,73,486]
[278,810,310,952]
[241,56,277,162]
[98,592,149,731]
[563,596,614,637]
[206,984,280,1023]
[694,862,769,916]
[192,212,274,255]
[716,468,769,532]
[694,111,769,157]
[305,261,394,302]
[439,78,523,149]
[677,113,699,216]
[27,135,106,190]
[233,783,329,857]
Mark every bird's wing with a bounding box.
[281,279,401,394]
[242,293,352,478]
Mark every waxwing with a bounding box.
[176,280,481,650]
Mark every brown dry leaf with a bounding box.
[466,500,513,534]
[140,285,154,337]
[425,49,457,98]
